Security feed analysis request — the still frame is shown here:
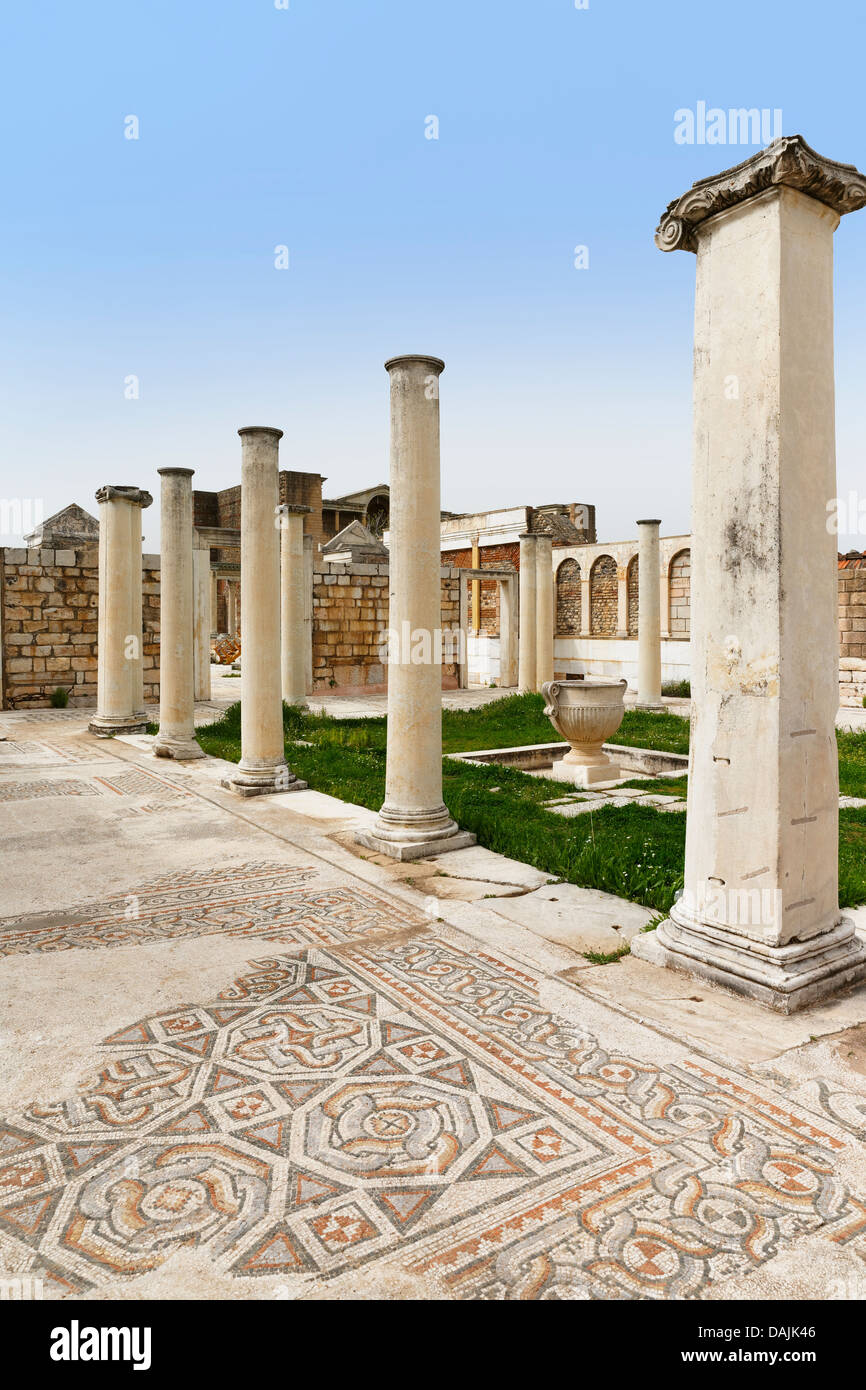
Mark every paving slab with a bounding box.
[423,844,550,889]
[484,881,655,953]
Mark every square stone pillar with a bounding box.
[355,355,474,860]
[632,137,866,1011]
[499,575,518,688]
[535,534,554,691]
[303,534,314,696]
[518,533,537,692]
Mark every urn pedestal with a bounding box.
[542,679,627,786]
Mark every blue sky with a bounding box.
[2,0,865,549]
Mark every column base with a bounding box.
[153,735,205,760]
[220,763,306,797]
[633,700,665,712]
[355,826,476,862]
[630,907,866,1014]
[88,715,149,738]
[355,804,475,862]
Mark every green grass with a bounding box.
[618,775,689,797]
[190,696,866,911]
[661,679,691,698]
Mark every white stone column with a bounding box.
[210,569,218,636]
[89,485,152,736]
[499,575,518,687]
[518,533,537,692]
[303,534,314,696]
[222,427,304,795]
[635,519,663,709]
[128,493,146,719]
[192,536,211,702]
[633,136,866,1011]
[615,563,628,639]
[534,534,554,691]
[279,503,310,706]
[153,469,203,759]
[356,355,473,860]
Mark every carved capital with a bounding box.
[95,485,153,508]
[655,135,866,253]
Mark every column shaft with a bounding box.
[535,534,554,690]
[636,520,663,708]
[280,505,310,706]
[192,542,211,702]
[154,469,202,759]
[222,428,304,795]
[518,534,537,692]
[89,486,151,736]
[355,354,473,860]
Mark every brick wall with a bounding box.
[590,556,617,636]
[312,559,461,694]
[839,553,866,706]
[443,541,518,635]
[555,558,581,634]
[0,544,160,710]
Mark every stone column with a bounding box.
[635,519,663,709]
[192,537,211,702]
[356,355,473,859]
[222,427,304,795]
[633,136,866,1011]
[303,534,314,696]
[128,493,146,720]
[153,469,203,759]
[210,569,218,636]
[279,503,310,706]
[518,533,537,692]
[499,575,518,687]
[535,534,554,691]
[89,486,152,736]
[615,563,628,638]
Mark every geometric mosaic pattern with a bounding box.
[0,779,102,801]
[2,932,865,1300]
[0,863,422,958]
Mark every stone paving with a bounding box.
[2,707,866,1301]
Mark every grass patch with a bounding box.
[582,944,632,965]
[661,679,691,698]
[191,697,866,911]
[618,776,689,797]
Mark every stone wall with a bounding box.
[0,544,160,710]
[311,559,462,694]
[838,551,866,707]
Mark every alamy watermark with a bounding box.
[674,103,782,146]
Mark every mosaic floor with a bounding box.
[2,871,866,1300]
[2,716,866,1301]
